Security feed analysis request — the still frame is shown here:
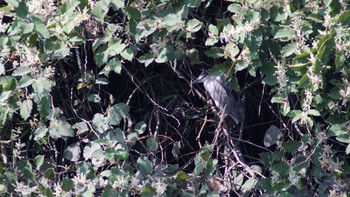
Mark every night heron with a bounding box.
[192,70,243,125]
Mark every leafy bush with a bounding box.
[0,0,350,196]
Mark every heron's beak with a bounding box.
[192,75,204,84]
[192,78,200,84]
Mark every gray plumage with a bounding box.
[193,70,243,125]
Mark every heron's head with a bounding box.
[192,69,210,84]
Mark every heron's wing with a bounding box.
[203,76,243,124]
[226,94,243,124]
[203,78,229,109]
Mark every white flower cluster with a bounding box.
[26,0,57,22]
[291,14,306,53]
[220,22,257,44]
[275,61,289,93]
[0,11,10,33]
[18,44,40,68]
[319,144,344,173]
[151,178,167,196]
[339,78,350,106]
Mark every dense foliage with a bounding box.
[0,0,350,196]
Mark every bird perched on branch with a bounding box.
[192,69,243,125]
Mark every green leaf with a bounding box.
[108,38,126,56]
[289,110,302,123]
[52,42,70,59]
[271,96,284,104]
[95,45,109,66]
[298,73,309,88]
[23,23,34,34]
[15,2,28,18]
[204,159,217,179]
[134,121,146,134]
[57,0,80,15]
[34,155,44,171]
[104,148,116,161]
[92,113,110,133]
[155,45,174,63]
[18,76,33,88]
[164,164,179,175]
[270,6,286,22]
[127,132,139,142]
[3,78,15,91]
[102,187,120,197]
[123,6,141,21]
[176,170,188,187]
[49,118,74,139]
[271,164,289,177]
[327,113,346,124]
[63,142,81,162]
[194,162,204,176]
[224,43,240,59]
[242,178,257,191]
[83,141,102,160]
[0,6,12,14]
[185,0,201,8]
[208,24,218,35]
[335,51,346,69]
[333,9,350,23]
[104,57,122,75]
[256,178,273,191]
[62,17,78,34]
[307,109,321,116]
[186,19,202,32]
[137,156,153,176]
[204,47,224,58]
[61,178,74,192]
[260,62,277,85]
[264,125,282,147]
[0,64,4,76]
[205,37,219,46]
[328,124,348,137]
[227,3,241,13]
[283,141,299,153]
[113,128,125,145]
[12,67,31,76]
[346,144,350,155]
[163,13,182,27]
[0,91,11,103]
[111,0,124,9]
[306,117,314,128]
[34,126,47,140]
[96,77,109,85]
[16,160,33,179]
[314,30,335,74]
[20,99,32,120]
[39,96,52,118]
[115,150,128,160]
[138,53,154,67]
[87,94,101,103]
[282,43,297,57]
[44,168,55,180]
[78,0,89,9]
[107,103,129,126]
[5,0,19,7]
[146,137,158,152]
[32,77,52,95]
[234,173,244,188]
[121,47,135,61]
[34,20,50,39]
[274,28,295,41]
[140,183,155,197]
[92,1,109,20]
